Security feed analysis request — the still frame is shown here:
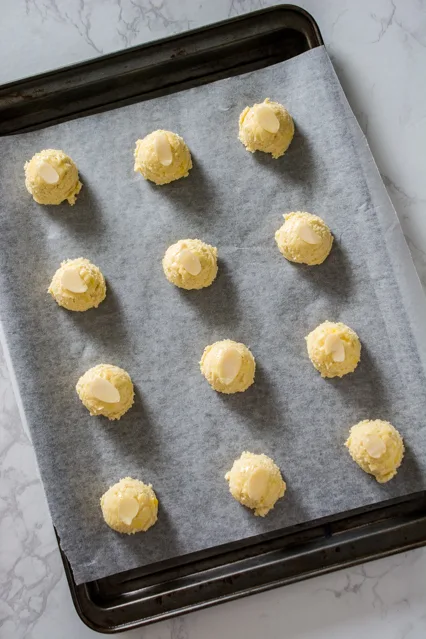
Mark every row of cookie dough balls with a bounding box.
[163,210,335,290]
[73,343,256,422]
[48,211,334,317]
[24,99,294,205]
[101,451,287,535]
[74,324,358,419]
[102,419,405,535]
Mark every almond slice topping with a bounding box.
[255,103,280,134]
[61,268,88,293]
[154,132,173,166]
[89,378,120,403]
[324,334,345,362]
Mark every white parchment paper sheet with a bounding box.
[1,47,426,584]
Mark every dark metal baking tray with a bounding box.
[1,4,424,633]
[62,492,426,633]
[0,4,322,135]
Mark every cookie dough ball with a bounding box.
[345,420,404,483]
[162,239,218,290]
[100,477,158,534]
[76,364,134,420]
[306,321,361,378]
[275,212,333,265]
[200,339,255,394]
[24,149,82,205]
[48,258,106,312]
[238,98,294,159]
[225,452,286,517]
[134,130,192,185]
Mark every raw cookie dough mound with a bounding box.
[162,239,218,290]
[238,98,294,159]
[225,451,286,517]
[134,130,192,185]
[24,149,82,205]
[100,477,158,534]
[345,420,404,483]
[306,321,361,378]
[76,364,134,420]
[275,212,333,266]
[200,339,255,394]
[48,258,106,312]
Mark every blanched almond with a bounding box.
[154,132,173,166]
[255,103,280,134]
[89,378,120,403]
[61,268,88,293]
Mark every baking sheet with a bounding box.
[1,46,426,585]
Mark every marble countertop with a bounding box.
[1,1,426,637]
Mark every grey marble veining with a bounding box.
[1,1,426,637]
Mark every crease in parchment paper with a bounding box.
[1,46,426,584]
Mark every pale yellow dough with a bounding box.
[238,98,294,159]
[345,420,404,483]
[76,364,135,420]
[24,149,82,205]
[162,239,218,290]
[134,130,192,185]
[306,321,361,378]
[225,452,286,517]
[100,477,158,534]
[275,212,333,265]
[48,258,106,312]
[200,339,255,394]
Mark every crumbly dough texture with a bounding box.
[200,339,256,394]
[100,477,158,534]
[225,451,286,516]
[48,258,106,312]
[134,130,192,185]
[24,149,82,205]
[76,364,135,420]
[345,420,404,483]
[162,239,218,290]
[306,321,361,378]
[238,98,294,159]
[275,211,334,265]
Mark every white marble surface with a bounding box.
[1,1,426,637]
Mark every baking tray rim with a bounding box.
[61,490,426,633]
[0,4,323,93]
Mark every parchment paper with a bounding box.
[1,47,426,585]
